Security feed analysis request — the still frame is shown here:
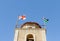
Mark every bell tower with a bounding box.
[13,22,47,41]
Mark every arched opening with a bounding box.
[26,34,34,41]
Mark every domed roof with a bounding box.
[21,22,41,28]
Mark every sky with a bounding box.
[0,0,60,41]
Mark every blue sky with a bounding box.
[0,0,60,41]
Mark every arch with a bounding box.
[26,34,34,41]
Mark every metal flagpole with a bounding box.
[16,15,19,28]
[43,21,46,28]
[42,17,46,28]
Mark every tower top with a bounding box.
[20,22,42,29]
[14,22,47,41]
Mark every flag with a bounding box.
[18,15,26,20]
[42,17,49,23]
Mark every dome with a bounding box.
[21,22,41,29]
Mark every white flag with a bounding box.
[18,15,26,20]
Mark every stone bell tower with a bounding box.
[14,22,47,41]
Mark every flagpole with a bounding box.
[16,15,19,28]
[43,21,46,28]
